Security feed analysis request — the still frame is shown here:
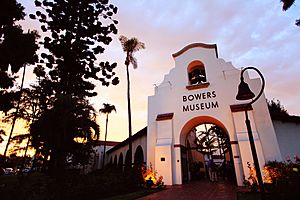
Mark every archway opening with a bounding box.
[113,155,117,167]
[134,145,144,166]
[181,122,236,184]
[133,146,144,184]
[124,150,131,174]
[118,153,123,171]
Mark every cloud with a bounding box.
[15,0,300,141]
[113,0,300,126]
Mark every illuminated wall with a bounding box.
[147,43,282,186]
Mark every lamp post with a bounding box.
[236,66,265,194]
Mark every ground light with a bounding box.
[236,66,265,196]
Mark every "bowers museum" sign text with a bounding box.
[182,90,219,112]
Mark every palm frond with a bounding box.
[131,56,138,69]
[119,35,129,52]
[99,103,116,114]
[131,38,145,52]
[119,35,145,68]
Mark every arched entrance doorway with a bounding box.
[180,117,236,184]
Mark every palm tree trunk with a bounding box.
[126,63,133,172]
[20,134,31,174]
[3,65,26,159]
[102,114,108,168]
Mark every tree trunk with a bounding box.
[3,65,26,159]
[126,63,133,173]
[20,134,31,174]
[102,114,108,168]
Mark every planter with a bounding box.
[145,180,154,188]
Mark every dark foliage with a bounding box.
[31,0,119,94]
[30,96,99,172]
[26,0,119,173]
[267,99,289,117]
[264,161,300,200]
[281,0,300,27]
[0,129,6,143]
[0,0,39,163]
[0,0,39,113]
[296,19,300,26]
[281,0,295,11]
[0,170,139,200]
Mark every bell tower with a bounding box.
[147,43,282,185]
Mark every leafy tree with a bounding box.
[0,0,38,90]
[99,103,116,168]
[28,0,119,173]
[30,0,119,95]
[11,68,55,171]
[30,96,99,173]
[267,99,289,117]
[0,0,39,160]
[119,36,145,171]
[281,0,300,26]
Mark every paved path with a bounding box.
[138,180,238,200]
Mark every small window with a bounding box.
[188,60,207,85]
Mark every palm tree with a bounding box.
[119,35,145,172]
[99,103,116,168]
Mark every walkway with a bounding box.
[138,180,239,200]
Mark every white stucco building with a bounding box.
[105,43,300,186]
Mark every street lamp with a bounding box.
[236,66,265,194]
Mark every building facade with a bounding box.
[106,43,299,186]
[147,43,282,186]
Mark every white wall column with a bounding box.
[155,113,174,185]
[231,108,265,184]
[173,145,182,184]
[230,141,244,186]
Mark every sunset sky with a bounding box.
[1,0,300,154]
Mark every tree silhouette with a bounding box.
[99,103,116,168]
[119,35,145,172]
[267,99,289,117]
[0,0,39,160]
[0,0,39,90]
[28,0,119,174]
[281,0,300,26]
[30,96,99,173]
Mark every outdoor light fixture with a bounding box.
[236,77,255,100]
[236,66,265,195]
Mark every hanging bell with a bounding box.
[236,78,255,100]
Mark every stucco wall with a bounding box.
[273,120,300,160]
[94,145,115,169]
[147,43,282,186]
[106,133,147,167]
